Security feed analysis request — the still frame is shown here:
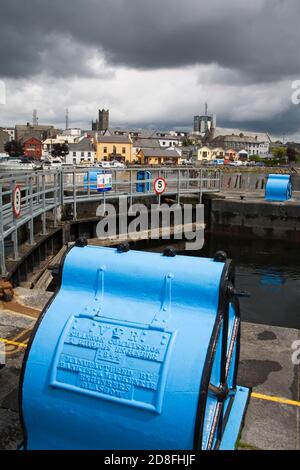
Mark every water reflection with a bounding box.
[135,235,300,329]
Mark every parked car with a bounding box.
[100,161,113,169]
[111,161,126,169]
[255,162,265,167]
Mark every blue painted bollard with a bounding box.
[83,170,112,192]
[265,174,292,201]
[136,170,151,193]
[20,246,249,450]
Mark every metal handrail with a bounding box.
[0,167,221,276]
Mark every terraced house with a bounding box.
[67,138,95,165]
[96,134,132,163]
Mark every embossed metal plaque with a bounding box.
[50,316,175,413]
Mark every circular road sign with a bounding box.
[12,185,22,218]
[153,177,167,195]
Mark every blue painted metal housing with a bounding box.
[20,246,249,450]
[136,170,151,193]
[265,174,292,201]
[83,170,112,192]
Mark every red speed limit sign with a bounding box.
[153,177,167,195]
[12,185,22,218]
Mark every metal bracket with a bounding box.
[79,265,106,318]
[150,273,174,331]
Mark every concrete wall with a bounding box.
[210,198,300,241]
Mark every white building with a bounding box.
[2,127,15,141]
[66,138,95,165]
[62,128,83,137]
[42,134,86,159]
[155,132,182,148]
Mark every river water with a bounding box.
[136,235,300,330]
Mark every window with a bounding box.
[73,152,76,156]
[122,147,126,154]
[104,147,107,153]
[81,152,84,157]
[88,152,91,156]
[73,158,76,163]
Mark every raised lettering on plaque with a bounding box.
[50,316,174,413]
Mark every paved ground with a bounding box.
[0,289,299,450]
[238,323,300,450]
[217,190,300,202]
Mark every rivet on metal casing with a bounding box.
[214,251,227,262]
[163,246,177,257]
[117,242,130,253]
[75,237,88,247]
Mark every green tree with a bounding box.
[181,136,194,147]
[272,146,287,159]
[286,146,297,163]
[4,140,24,157]
[51,142,69,159]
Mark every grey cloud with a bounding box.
[222,104,300,137]
[0,0,300,81]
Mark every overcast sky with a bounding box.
[0,0,300,139]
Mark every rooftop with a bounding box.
[97,135,131,144]
[141,148,180,158]
[68,138,95,151]
[208,127,271,143]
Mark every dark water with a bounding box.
[135,236,300,330]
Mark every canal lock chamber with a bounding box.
[20,245,249,450]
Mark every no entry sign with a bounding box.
[12,185,21,218]
[153,177,167,195]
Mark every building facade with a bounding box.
[0,129,9,155]
[15,123,57,141]
[138,148,180,165]
[22,137,43,159]
[206,127,271,156]
[194,114,216,135]
[196,146,214,161]
[2,127,15,141]
[96,135,132,162]
[66,139,95,165]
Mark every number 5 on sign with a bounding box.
[153,177,167,195]
[12,185,22,218]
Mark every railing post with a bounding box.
[199,168,203,203]
[10,178,19,261]
[73,170,77,221]
[129,169,133,206]
[28,175,35,245]
[0,183,7,277]
[60,169,64,205]
[177,169,181,204]
[41,173,47,236]
[53,172,58,228]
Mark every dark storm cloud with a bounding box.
[0,0,300,81]
[117,104,300,137]
[222,104,300,136]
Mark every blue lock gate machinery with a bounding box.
[265,174,292,201]
[20,245,249,450]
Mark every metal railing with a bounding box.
[0,167,221,276]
